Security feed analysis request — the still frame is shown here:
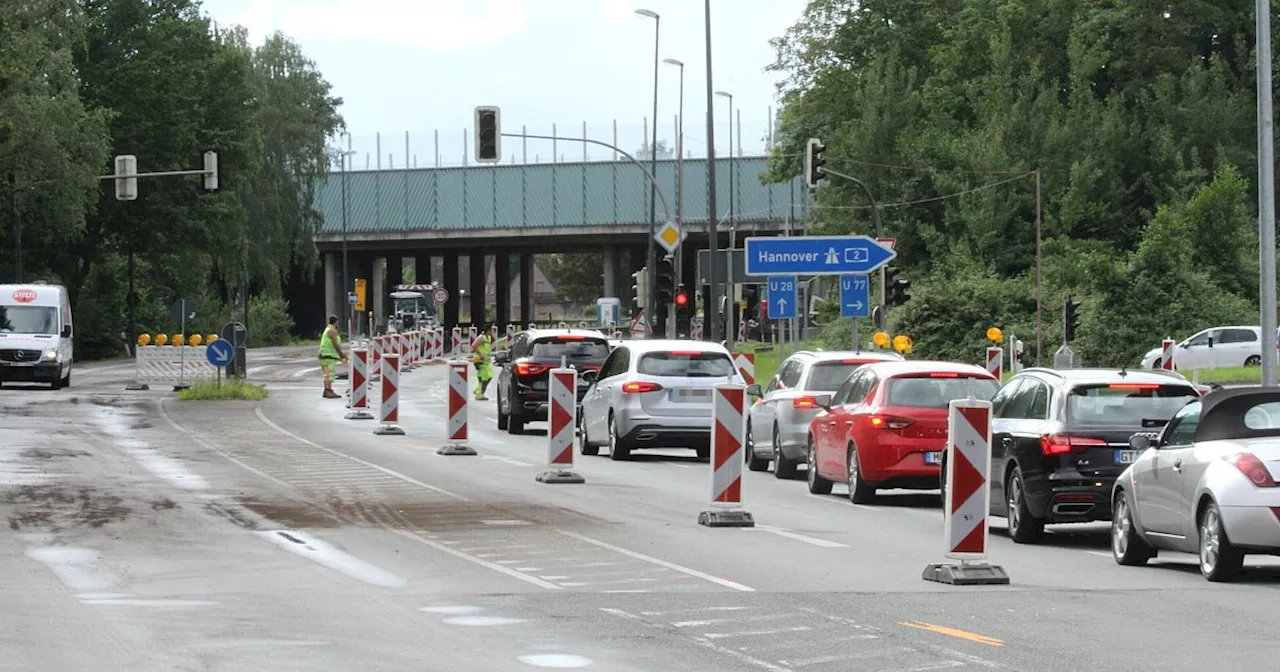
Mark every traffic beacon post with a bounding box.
[345,347,374,420]
[373,354,405,436]
[439,361,477,456]
[985,327,1004,380]
[1161,338,1176,370]
[698,383,755,528]
[922,394,1010,585]
[536,367,585,484]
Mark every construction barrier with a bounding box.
[345,348,373,420]
[738,318,747,343]
[451,327,463,357]
[528,322,536,330]
[536,368,584,484]
[467,326,478,353]
[507,324,516,342]
[986,346,1003,380]
[373,353,405,436]
[733,353,756,386]
[490,325,499,342]
[438,361,477,455]
[434,328,445,361]
[922,398,1008,585]
[698,384,754,527]
[369,336,382,382]
[611,329,622,339]
[133,345,218,389]
[1161,338,1175,370]
[692,319,703,340]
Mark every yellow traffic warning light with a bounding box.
[893,334,913,354]
[155,333,168,346]
[207,334,219,344]
[188,334,203,346]
[873,331,890,348]
[173,333,185,346]
[986,327,1003,344]
[137,333,151,346]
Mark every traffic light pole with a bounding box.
[814,167,887,330]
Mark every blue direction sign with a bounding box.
[840,274,871,318]
[206,339,234,368]
[744,236,896,276]
[766,276,798,319]
[347,292,358,305]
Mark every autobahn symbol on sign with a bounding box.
[840,274,870,318]
[744,236,896,276]
[766,276,798,319]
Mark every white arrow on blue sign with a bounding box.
[744,236,896,276]
[766,276,798,319]
[206,339,234,368]
[840,274,871,318]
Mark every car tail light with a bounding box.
[622,381,664,394]
[516,362,551,376]
[869,415,913,430]
[841,359,871,364]
[1040,434,1106,456]
[794,396,818,409]
[557,335,586,341]
[929,372,959,378]
[669,350,702,356]
[1109,383,1160,390]
[1224,453,1278,488]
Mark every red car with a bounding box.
[806,360,1000,503]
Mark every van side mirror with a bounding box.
[61,325,71,338]
[1129,434,1153,451]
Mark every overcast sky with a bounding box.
[201,0,807,167]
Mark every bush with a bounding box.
[177,378,269,401]
[246,295,295,347]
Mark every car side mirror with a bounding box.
[1129,434,1153,451]
[814,394,833,410]
[493,351,510,366]
[61,325,71,338]
[580,369,598,384]
[746,384,762,397]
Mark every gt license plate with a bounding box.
[924,451,942,465]
[1115,449,1140,465]
[669,389,711,402]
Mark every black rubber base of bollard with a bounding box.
[437,444,477,456]
[536,469,585,484]
[344,410,375,420]
[698,510,756,528]
[373,424,406,436]
[921,563,1010,585]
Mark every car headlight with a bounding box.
[44,350,57,361]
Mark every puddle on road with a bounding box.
[235,496,612,533]
[1,486,131,532]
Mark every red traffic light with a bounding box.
[675,292,689,307]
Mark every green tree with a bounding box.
[541,253,604,303]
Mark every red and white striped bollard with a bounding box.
[1161,338,1175,370]
[345,348,374,420]
[373,353,405,435]
[986,346,1003,380]
[438,361,477,455]
[536,368,584,484]
[698,383,754,527]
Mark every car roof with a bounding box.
[525,329,610,340]
[1016,367,1195,387]
[791,350,905,364]
[619,339,731,355]
[1195,387,1280,442]
[857,360,996,378]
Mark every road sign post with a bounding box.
[744,236,897,276]
[766,276,798,320]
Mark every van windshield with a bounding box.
[0,306,57,335]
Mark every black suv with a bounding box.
[494,329,612,434]
[944,368,1201,543]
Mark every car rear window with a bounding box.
[638,351,735,377]
[805,361,877,391]
[1066,383,1199,427]
[886,374,999,408]
[530,338,610,360]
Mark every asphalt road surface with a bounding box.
[2,347,1278,671]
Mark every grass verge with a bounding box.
[177,378,270,401]
[1188,366,1260,384]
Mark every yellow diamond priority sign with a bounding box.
[655,221,683,254]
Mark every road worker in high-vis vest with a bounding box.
[319,315,347,399]
[472,327,493,401]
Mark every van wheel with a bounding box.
[61,371,71,389]
[50,373,63,391]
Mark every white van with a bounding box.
[0,283,74,389]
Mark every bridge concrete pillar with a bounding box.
[386,254,403,293]
[469,249,486,327]
[495,251,511,328]
[443,253,460,331]
[371,256,385,334]
[519,252,534,326]
[415,253,432,284]
[603,245,618,299]
[324,252,339,323]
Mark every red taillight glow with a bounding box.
[869,415,913,430]
[1040,434,1106,456]
[929,372,959,378]
[1109,383,1160,390]
[669,350,702,356]
[622,381,664,394]
[516,362,552,376]
[842,359,871,364]
[1224,453,1278,488]
[794,396,817,409]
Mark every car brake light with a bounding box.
[841,359,870,364]
[794,396,817,409]
[622,381,664,394]
[1040,434,1106,455]
[557,335,585,341]
[1224,453,1278,488]
[869,415,913,430]
[929,372,959,378]
[1109,383,1160,390]
[516,362,551,376]
[669,351,702,356]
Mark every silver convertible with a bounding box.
[1111,387,1280,581]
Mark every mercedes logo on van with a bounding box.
[13,351,24,361]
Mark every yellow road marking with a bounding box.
[396,442,441,452]
[900,620,1004,647]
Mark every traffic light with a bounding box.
[804,137,826,189]
[884,266,911,306]
[674,284,693,336]
[655,258,676,306]
[203,151,218,191]
[474,106,501,163]
[1063,297,1081,342]
[631,268,649,315]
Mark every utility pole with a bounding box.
[704,0,720,343]
[1258,0,1278,386]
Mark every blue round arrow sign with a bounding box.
[206,339,234,368]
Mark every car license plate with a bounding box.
[924,451,942,465]
[670,389,711,402]
[1115,449,1140,465]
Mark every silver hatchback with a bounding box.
[745,350,903,477]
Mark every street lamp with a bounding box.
[703,0,720,343]
[636,8,660,326]
[715,89,734,347]
[663,57,685,287]
[338,149,357,337]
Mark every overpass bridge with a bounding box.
[310,155,811,333]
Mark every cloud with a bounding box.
[232,0,528,51]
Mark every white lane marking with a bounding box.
[253,407,469,502]
[81,598,217,607]
[420,605,484,615]
[258,530,407,588]
[517,654,593,668]
[187,639,331,650]
[108,436,210,490]
[704,626,812,639]
[25,546,116,591]
[294,367,321,378]
[1083,550,1112,558]
[558,578,662,587]
[885,662,966,672]
[641,606,751,616]
[444,616,525,626]
[672,613,793,628]
[782,649,915,667]
[602,590,651,593]
[601,608,787,672]
[805,493,880,511]
[481,455,535,467]
[157,401,298,491]
[386,528,562,590]
[558,530,754,592]
[749,525,850,548]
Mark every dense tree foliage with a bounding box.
[768,0,1269,366]
[0,0,342,359]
